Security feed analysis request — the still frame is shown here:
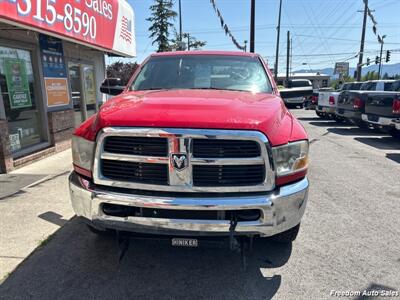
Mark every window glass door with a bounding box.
[82,65,96,119]
[68,63,96,128]
[0,46,45,155]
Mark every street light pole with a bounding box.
[378,35,386,79]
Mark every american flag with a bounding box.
[120,16,132,43]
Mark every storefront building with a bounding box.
[0,0,136,173]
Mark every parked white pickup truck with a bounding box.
[316,82,362,119]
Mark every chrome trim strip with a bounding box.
[190,157,264,165]
[93,127,275,192]
[101,152,169,164]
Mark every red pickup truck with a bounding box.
[69,51,309,247]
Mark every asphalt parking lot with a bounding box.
[0,109,399,300]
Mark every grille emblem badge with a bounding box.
[172,154,188,171]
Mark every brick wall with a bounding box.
[0,120,13,173]
[48,109,75,152]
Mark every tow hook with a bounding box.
[229,213,239,252]
[229,213,254,270]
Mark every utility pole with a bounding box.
[378,35,386,79]
[178,0,183,42]
[290,37,293,75]
[274,0,283,81]
[250,0,255,53]
[286,31,290,87]
[356,0,368,81]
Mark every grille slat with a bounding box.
[101,159,168,185]
[193,165,265,187]
[193,139,261,158]
[104,136,168,156]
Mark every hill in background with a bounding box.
[294,63,400,78]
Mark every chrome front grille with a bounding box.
[104,136,168,156]
[193,165,265,186]
[93,128,275,192]
[101,160,169,185]
[192,139,261,158]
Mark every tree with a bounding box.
[362,71,379,81]
[170,30,207,51]
[106,61,139,85]
[147,0,177,52]
[330,75,353,88]
[183,33,207,50]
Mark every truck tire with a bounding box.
[316,111,324,118]
[389,129,400,139]
[271,224,300,243]
[355,121,368,129]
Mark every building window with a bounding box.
[0,46,45,155]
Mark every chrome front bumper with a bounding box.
[69,172,309,237]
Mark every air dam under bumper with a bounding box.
[69,172,309,237]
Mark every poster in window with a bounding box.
[3,58,32,109]
[39,34,70,107]
[44,78,70,107]
[83,67,96,105]
[9,133,21,152]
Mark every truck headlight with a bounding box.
[272,140,309,178]
[72,135,95,177]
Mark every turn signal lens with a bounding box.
[272,140,309,184]
[72,135,95,177]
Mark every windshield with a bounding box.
[360,82,377,90]
[348,83,362,90]
[384,81,399,91]
[389,81,400,91]
[130,55,273,93]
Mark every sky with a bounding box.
[117,0,400,72]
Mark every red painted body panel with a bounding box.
[74,51,308,147]
[76,89,307,146]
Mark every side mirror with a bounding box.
[100,78,125,96]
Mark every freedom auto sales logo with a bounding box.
[120,16,132,44]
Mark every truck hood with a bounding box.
[79,89,303,146]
